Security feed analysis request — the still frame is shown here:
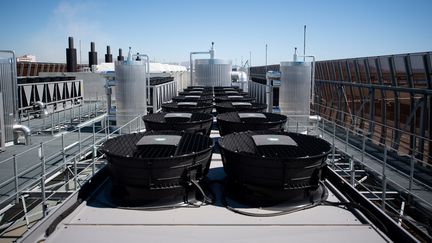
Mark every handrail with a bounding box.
[0,113,143,209]
[284,114,432,211]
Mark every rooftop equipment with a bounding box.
[190,43,232,87]
[117,48,124,61]
[279,61,312,132]
[88,42,98,68]
[215,102,266,114]
[218,131,331,206]
[214,95,255,103]
[100,131,213,205]
[66,37,77,72]
[105,46,113,63]
[172,95,213,104]
[142,112,213,136]
[162,101,213,114]
[178,90,212,96]
[217,112,287,136]
[114,48,149,126]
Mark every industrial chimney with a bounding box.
[66,37,77,72]
[88,42,98,68]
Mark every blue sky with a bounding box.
[0,0,431,65]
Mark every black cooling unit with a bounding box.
[214,90,248,97]
[100,131,213,205]
[214,95,255,103]
[179,90,213,96]
[142,112,213,135]
[213,86,240,91]
[186,86,213,91]
[172,95,213,103]
[162,101,213,114]
[215,102,267,114]
[218,131,331,206]
[217,112,287,136]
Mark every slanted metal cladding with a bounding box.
[194,59,232,87]
[0,59,16,142]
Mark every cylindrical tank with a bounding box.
[279,61,311,132]
[115,60,147,126]
[194,59,232,86]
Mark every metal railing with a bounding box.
[150,80,177,113]
[284,114,432,212]
[248,80,267,103]
[0,113,144,218]
[313,102,432,164]
[18,100,104,135]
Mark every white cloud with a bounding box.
[27,1,110,63]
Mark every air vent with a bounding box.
[217,112,287,136]
[218,131,331,206]
[214,95,255,103]
[162,101,213,113]
[143,112,213,135]
[215,102,266,114]
[213,86,240,91]
[172,95,213,103]
[100,131,213,205]
[214,90,248,97]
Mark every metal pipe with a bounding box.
[39,143,47,217]
[34,101,48,118]
[303,25,306,62]
[13,124,31,145]
[13,155,19,203]
[265,44,268,73]
[265,71,280,112]
[381,146,388,210]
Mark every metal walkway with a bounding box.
[318,119,432,213]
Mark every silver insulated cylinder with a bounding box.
[115,60,147,126]
[279,61,312,132]
[194,59,232,86]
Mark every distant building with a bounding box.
[17,54,36,62]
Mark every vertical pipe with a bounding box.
[66,37,77,72]
[350,155,355,186]
[190,53,193,87]
[117,48,124,61]
[332,122,336,165]
[78,127,81,157]
[345,128,349,152]
[362,134,366,163]
[88,42,98,69]
[13,155,19,203]
[73,157,77,190]
[79,40,82,67]
[39,143,47,217]
[409,135,416,192]
[62,134,66,170]
[105,46,113,63]
[265,44,268,74]
[303,25,306,62]
[92,121,96,176]
[381,146,387,210]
